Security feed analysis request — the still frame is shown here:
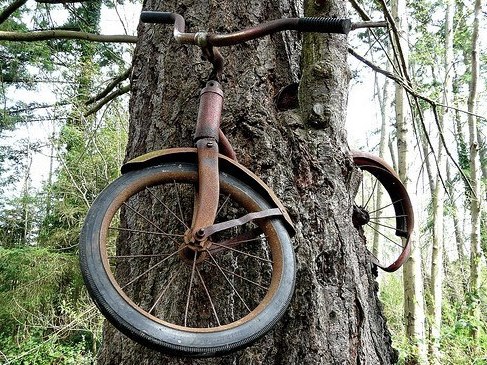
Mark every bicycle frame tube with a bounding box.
[194,81,223,141]
[191,81,225,240]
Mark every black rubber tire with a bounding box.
[79,161,295,357]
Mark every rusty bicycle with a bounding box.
[79,11,413,357]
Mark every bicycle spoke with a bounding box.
[366,223,403,249]
[206,260,269,290]
[109,226,184,238]
[109,253,174,259]
[122,202,177,242]
[196,267,221,326]
[370,214,408,219]
[121,247,182,290]
[208,230,265,254]
[147,186,189,230]
[367,248,382,266]
[207,250,251,313]
[368,197,404,215]
[216,194,232,216]
[174,181,189,229]
[367,219,400,232]
[184,252,198,327]
[211,242,273,263]
[363,177,378,209]
[149,267,182,314]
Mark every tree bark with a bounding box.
[370,54,390,261]
[389,0,428,363]
[427,1,455,360]
[97,0,397,364]
[467,0,483,342]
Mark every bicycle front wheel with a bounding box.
[79,159,295,357]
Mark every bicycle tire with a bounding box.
[352,152,413,272]
[79,160,295,357]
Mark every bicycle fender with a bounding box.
[121,147,295,237]
[351,150,414,238]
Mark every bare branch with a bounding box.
[347,0,371,21]
[84,84,131,116]
[0,29,137,43]
[0,0,27,25]
[86,68,131,105]
[348,47,477,195]
[348,48,486,121]
[377,0,410,84]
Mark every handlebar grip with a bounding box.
[140,11,175,24]
[297,17,352,35]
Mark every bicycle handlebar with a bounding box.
[140,11,356,47]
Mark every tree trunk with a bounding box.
[97,0,397,363]
[446,163,465,261]
[371,63,390,261]
[390,0,428,363]
[467,0,483,342]
[428,1,455,360]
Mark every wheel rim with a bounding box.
[98,167,285,332]
[353,166,412,271]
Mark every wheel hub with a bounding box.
[179,229,212,265]
[352,205,370,228]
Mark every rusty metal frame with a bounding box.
[191,81,223,240]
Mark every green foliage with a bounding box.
[0,246,101,363]
[0,1,134,362]
[37,114,127,249]
[0,143,27,194]
[379,275,411,364]
[482,211,487,256]
[0,331,96,365]
[0,247,82,329]
[0,5,54,87]
[380,266,487,364]
[440,287,487,364]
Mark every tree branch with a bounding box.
[84,84,131,117]
[0,29,137,43]
[347,0,371,21]
[348,48,486,121]
[86,68,131,105]
[0,0,27,25]
[348,47,477,195]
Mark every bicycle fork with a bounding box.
[190,80,224,241]
[189,81,285,246]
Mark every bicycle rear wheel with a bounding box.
[79,159,295,357]
[352,152,414,272]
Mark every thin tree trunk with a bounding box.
[22,139,32,245]
[446,163,465,261]
[478,126,487,181]
[390,0,428,363]
[96,0,398,364]
[428,0,455,360]
[371,63,389,260]
[428,168,444,365]
[467,0,483,342]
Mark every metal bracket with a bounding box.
[198,208,283,239]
